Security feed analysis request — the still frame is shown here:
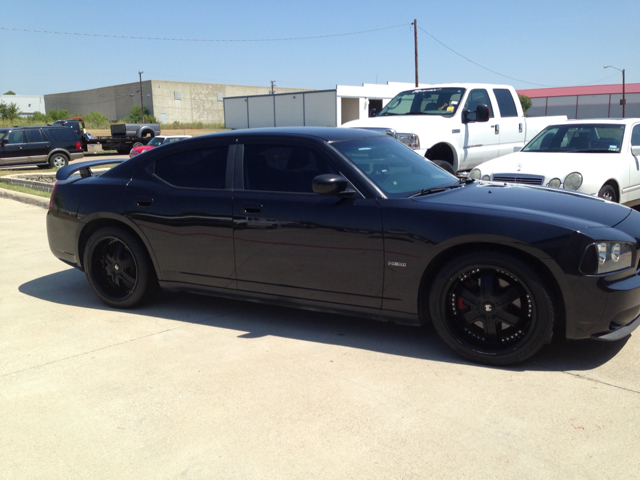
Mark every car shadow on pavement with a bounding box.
[19,268,628,372]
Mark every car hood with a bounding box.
[475,151,616,176]
[343,114,451,133]
[414,181,631,229]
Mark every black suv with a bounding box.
[0,126,84,168]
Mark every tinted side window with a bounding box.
[45,128,75,144]
[25,129,45,143]
[632,125,640,147]
[154,147,228,189]
[493,89,519,117]
[464,89,494,117]
[243,144,336,193]
[7,130,24,144]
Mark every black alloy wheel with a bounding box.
[597,184,617,203]
[84,227,158,308]
[430,252,554,365]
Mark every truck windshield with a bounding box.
[377,88,466,117]
[523,124,625,153]
[330,135,458,198]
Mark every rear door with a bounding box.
[493,88,525,157]
[232,138,385,308]
[125,141,236,288]
[25,128,50,164]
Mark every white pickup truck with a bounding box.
[341,83,566,173]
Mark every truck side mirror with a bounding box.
[369,108,377,117]
[476,104,490,122]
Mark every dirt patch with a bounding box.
[89,128,225,137]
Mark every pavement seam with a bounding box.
[544,368,640,395]
[1,325,186,379]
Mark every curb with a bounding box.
[0,188,49,209]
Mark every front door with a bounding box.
[459,89,501,169]
[233,141,385,309]
[0,130,29,166]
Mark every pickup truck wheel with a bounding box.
[429,251,554,365]
[432,160,456,175]
[117,149,129,155]
[597,184,617,203]
[133,142,144,148]
[49,152,69,168]
[84,226,158,309]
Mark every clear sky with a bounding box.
[1,0,638,96]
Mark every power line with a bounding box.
[417,26,624,88]
[0,24,409,42]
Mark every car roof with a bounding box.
[156,135,192,139]
[197,127,384,142]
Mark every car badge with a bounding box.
[516,163,523,172]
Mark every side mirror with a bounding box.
[632,145,640,157]
[462,104,490,123]
[475,104,490,122]
[313,174,350,196]
[369,108,377,117]
[1,139,8,146]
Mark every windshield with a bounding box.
[330,135,458,198]
[378,87,466,117]
[147,137,164,146]
[523,124,625,153]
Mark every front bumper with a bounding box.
[592,312,640,341]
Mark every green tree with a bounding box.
[48,109,69,121]
[84,111,111,129]
[31,111,52,123]
[0,101,21,119]
[519,94,532,116]
[127,105,156,123]
[3,90,16,95]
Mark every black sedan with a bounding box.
[47,127,640,365]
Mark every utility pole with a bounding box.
[270,80,276,94]
[412,19,418,87]
[138,71,144,122]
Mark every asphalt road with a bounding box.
[1,196,640,479]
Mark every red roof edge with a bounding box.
[518,83,640,98]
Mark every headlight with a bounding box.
[547,178,561,188]
[580,242,634,274]
[395,133,420,150]
[563,172,583,190]
[469,168,481,180]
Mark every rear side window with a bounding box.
[243,144,336,193]
[25,129,45,143]
[44,127,76,144]
[154,147,228,189]
[493,89,519,117]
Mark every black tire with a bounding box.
[49,152,69,168]
[432,159,456,175]
[429,251,554,365]
[83,226,158,308]
[597,184,617,203]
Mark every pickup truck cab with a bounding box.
[341,83,566,173]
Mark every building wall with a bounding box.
[44,81,310,124]
[0,95,45,116]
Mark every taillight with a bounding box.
[49,182,58,211]
[76,141,81,149]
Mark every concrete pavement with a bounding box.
[1,197,639,479]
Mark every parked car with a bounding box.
[341,83,566,173]
[129,135,192,158]
[468,119,640,205]
[0,125,83,168]
[47,127,640,365]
